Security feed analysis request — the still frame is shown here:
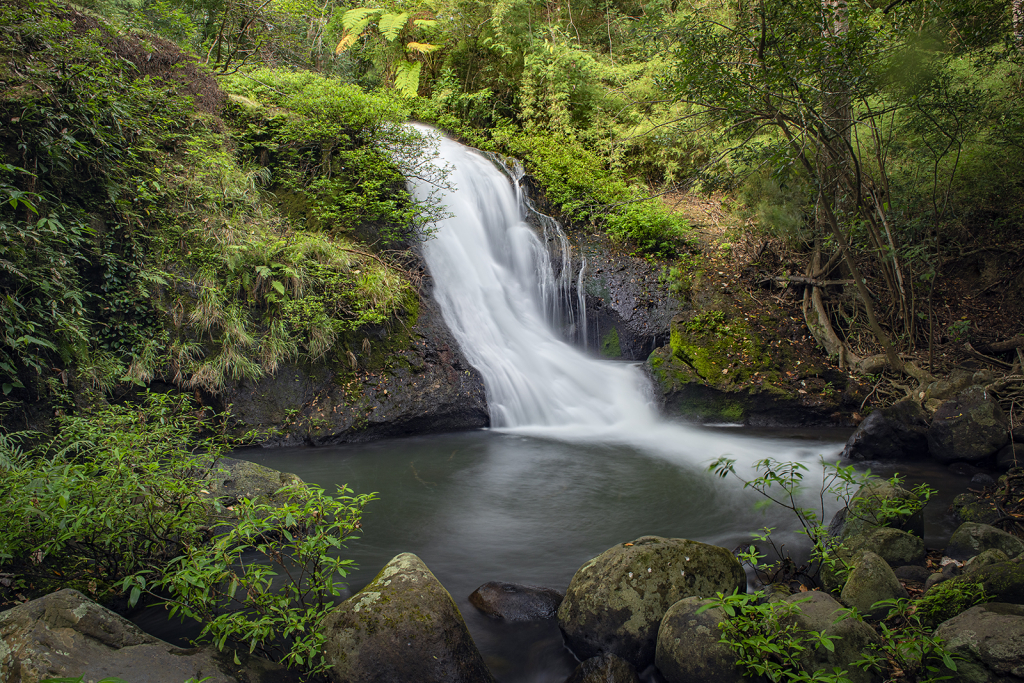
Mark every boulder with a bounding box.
[951,492,1003,526]
[843,527,926,567]
[654,597,745,683]
[828,479,925,542]
[779,592,881,683]
[840,551,908,618]
[946,523,1024,562]
[565,653,640,683]
[202,456,304,507]
[927,387,1009,464]
[966,549,1012,574]
[0,588,292,683]
[841,400,929,461]
[996,443,1022,471]
[321,553,494,683]
[468,582,563,622]
[894,565,932,583]
[935,603,1024,682]
[557,536,745,670]
[946,556,1024,605]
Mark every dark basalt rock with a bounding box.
[927,386,1009,464]
[469,581,564,622]
[946,523,1024,562]
[557,535,744,671]
[841,399,929,460]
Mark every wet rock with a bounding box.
[565,653,640,683]
[842,527,926,567]
[840,400,929,461]
[927,386,1009,464]
[655,597,744,683]
[972,473,997,487]
[0,588,292,683]
[468,582,563,622]
[894,565,932,583]
[946,522,1024,562]
[951,492,1003,526]
[321,553,494,683]
[935,603,1024,681]
[557,535,745,670]
[925,562,962,593]
[840,551,908,618]
[779,592,881,683]
[220,274,488,446]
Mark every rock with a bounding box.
[947,556,1024,605]
[557,536,745,670]
[840,400,929,461]
[828,479,925,542]
[947,523,1024,562]
[966,549,1012,573]
[655,597,745,683]
[923,368,976,402]
[924,571,947,593]
[202,456,303,507]
[0,588,292,683]
[972,473,997,487]
[894,565,933,583]
[468,582,563,622]
[843,527,926,567]
[220,276,489,446]
[927,386,1010,464]
[779,592,881,683]
[950,462,985,477]
[565,653,640,683]
[840,551,908,618]
[935,603,1024,682]
[996,443,1023,471]
[951,492,1003,526]
[321,553,494,683]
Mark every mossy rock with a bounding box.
[946,556,1024,605]
[829,479,925,542]
[843,527,926,568]
[655,597,745,683]
[321,553,494,683]
[557,536,745,670]
[779,592,882,683]
[839,551,908,619]
[947,523,1024,562]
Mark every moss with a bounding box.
[601,327,622,358]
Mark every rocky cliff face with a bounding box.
[219,260,488,446]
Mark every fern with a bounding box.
[378,12,409,42]
[393,61,421,97]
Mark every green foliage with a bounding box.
[915,580,991,627]
[605,201,692,258]
[0,393,221,598]
[139,484,376,676]
[699,591,848,683]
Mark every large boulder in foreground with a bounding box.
[840,551,908,618]
[935,603,1024,682]
[0,588,291,683]
[321,553,494,683]
[927,386,1009,464]
[841,400,930,461]
[468,581,563,622]
[557,536,745,670]
[655,597,745,683]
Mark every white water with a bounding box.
[408,126,841,474]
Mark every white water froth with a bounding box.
[408,126,842,474]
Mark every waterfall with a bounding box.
[409,126,656,436]
[406,126,841,482]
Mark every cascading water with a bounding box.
[407,125,838,474]
[409,126,655,434]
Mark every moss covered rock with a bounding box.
[829,479,925,542]
[840,551,908,618]
[321,553,494,683]
[779,592,882,683]
[843,527,926,567]
[935,603,1024,682]
[947,523,1024,562]
[565,653,640,683]
[655,597,745,683]
[927,386,1010,464]
[947,556,1024,605]
[557,536,745,670]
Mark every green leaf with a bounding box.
[342,7,380,32]
[393,61,422,98]
[378,12,409,41]
[271,280,286,295]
